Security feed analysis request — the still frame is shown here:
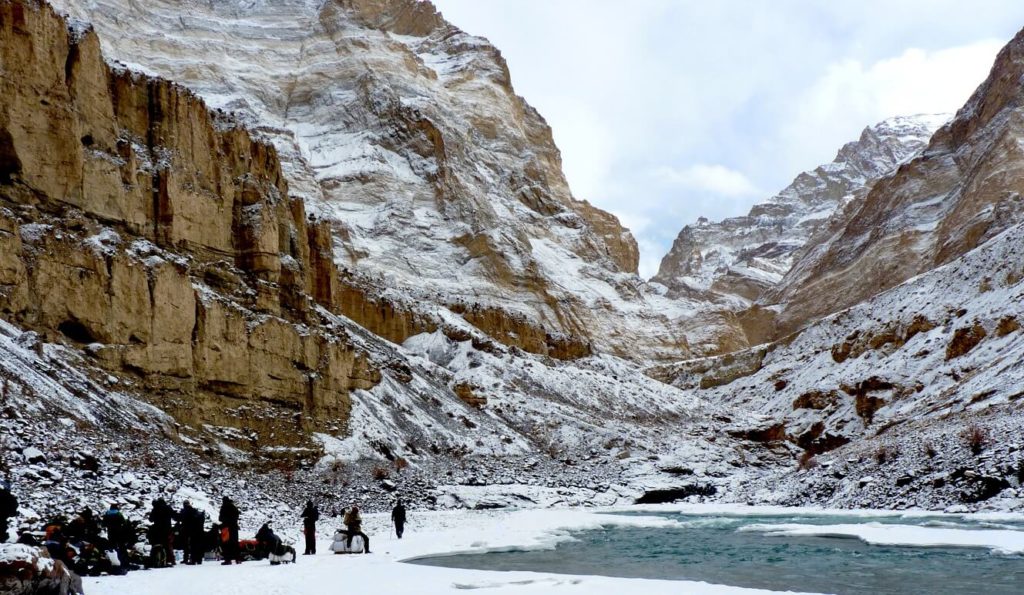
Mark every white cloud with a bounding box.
[652,164,760,198]
[781,40,1004,173]
[432,0,1022,272]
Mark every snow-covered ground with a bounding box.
[81,505,1024,595]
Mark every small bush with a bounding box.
[797,451,819,470]
[394,457,409,472]
[874,445,894,465]
[962,425,989,455]
[371,465,390,481]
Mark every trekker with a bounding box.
[300,500,319,555]
[148,497,176,567]
[391,499,407,539]
[0,479,17,542]
[255,522,280,559]
[102,503,130,570]
[218,496,241,565]
[343,504,370,553]
[180,500,206,565]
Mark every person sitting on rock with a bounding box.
[255,522,281,559]
[343,504,370,553]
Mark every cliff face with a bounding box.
[764,28,1024,337]
[653,116,944,311]
[0,1,750,498]
[48,0,739,361]
[0,0,379,450]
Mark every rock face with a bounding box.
[650,27,1024,509]
[0,0,379,449]
[653,115,944,312]
[0,2,753,507]
[764,28,1024,337]
[47,0,737,361]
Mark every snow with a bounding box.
[78,503,1024,594]
[83,508,815,595]
[740,522,1024,554]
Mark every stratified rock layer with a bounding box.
[0,0,379,449]
[49,0,730,361]
[766,28,1024,336]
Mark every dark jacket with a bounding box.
[149,499,175,532]
[102,507,128,544]
[181,503,205,535]
[218,498,240,529]
[0,485,17,519]
[391,504,406,525]
[301,502,319,528]
[255,523,283,556]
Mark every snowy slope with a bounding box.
[654,115,945,308]
[48,0,736,360]
[654,222,1024,509]
[765,29,1024,336]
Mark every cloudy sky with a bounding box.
[431,0,1024,277]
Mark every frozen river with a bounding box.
[410,509,1024,594]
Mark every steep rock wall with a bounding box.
[0,0,379,450]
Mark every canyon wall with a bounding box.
[0,0,380,450]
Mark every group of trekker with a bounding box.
[0,479,411,577]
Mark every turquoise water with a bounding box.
[409,513,1024,594]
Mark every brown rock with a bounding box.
[946,323,988,360]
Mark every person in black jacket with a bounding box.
[300,500,319,555]
[218,496,241,565]
[180,501,206,565]
[148,498,176,567]
[102,503,130,571]
[391,499,407,539]
[0,480,17,542]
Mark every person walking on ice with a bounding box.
[300,500,319,555]
[391,499,406,539]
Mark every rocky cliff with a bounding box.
[46,0,741,361]
[653,115,944,311]
[0,1,760,520]
[0,0,385,451]
[762,28,1024,337]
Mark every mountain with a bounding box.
[762,29,1024,338]
[0,0,757,521]
[650,28,1024,509]
[0,0,1021,525]
[653,115,945,311]
[45,0,737,361]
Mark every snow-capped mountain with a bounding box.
[0,0,1021,530]
[46,0,736,361]
[764,29,1024,338]
[0,0,759,527]
[653,115,945,311]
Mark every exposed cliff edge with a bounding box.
[1,1,757,518]
[653,115,944,346]
[0,0,384,451]
[763,28,1024,338]
[47,0,740,361]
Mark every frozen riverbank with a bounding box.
[83,505,1024,594]
[83,507,813,595]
